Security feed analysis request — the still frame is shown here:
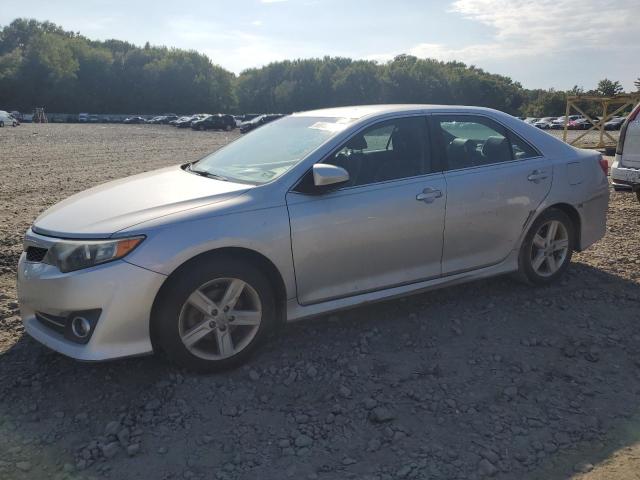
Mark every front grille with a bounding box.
[26,246,48,262]
[35,312,67,335]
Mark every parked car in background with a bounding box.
[239,114,285,133]
[146,116,165,124]
[123,116,146,124]
[10,111,22,123]
[78,113,89,123]
[170,116,189,126]
[161,115,179,124]
[534,117,556,129]
[568,118,593,130]
[17,105,608,371]
[191,114,236,131]
[88,114,100,123]
[551,115,582,130]
[611,104,640,203]
[605,117,626,130]
[523,117,539,125]
[175,115,206,128]
[0,110,19,127]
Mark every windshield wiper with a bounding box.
[186,163,229,181]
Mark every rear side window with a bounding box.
[434,115,539,170]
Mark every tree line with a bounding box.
[0,19,637,116]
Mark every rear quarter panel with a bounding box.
[544,148,608,251]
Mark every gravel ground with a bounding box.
[1,124,639,480]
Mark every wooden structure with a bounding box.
[562,93,640,149]
[33,107,48,123]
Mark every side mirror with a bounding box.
[312,163,349,188]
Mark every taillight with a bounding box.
[598,155,609,177]
[598,155,609,176]
[617,103,640,155]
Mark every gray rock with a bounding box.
[127,443,140,456]
[117,428,130,446]
[478,458,497,477]
[573,462,594,473]
[339,385,352,397]
[105,420,120,436]
[369,407,395,423]
[294,434,313,448]
[101,442,120,459]
[15,461,32,472]
[74,412,88,422]
[145,399,161,411]
[363,397,378,410]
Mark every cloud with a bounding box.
[369,0,638,66]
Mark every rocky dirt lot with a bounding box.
[0,124,639,480]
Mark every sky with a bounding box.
[1,0,638,91]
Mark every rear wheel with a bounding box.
[152,257,276,372]
[517,209,574,285]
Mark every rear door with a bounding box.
[432,114,552,275]
[286,116,446,305]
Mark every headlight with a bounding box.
[44,236,144,273]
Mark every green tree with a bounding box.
[596,78,623,96]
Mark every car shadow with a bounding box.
[1,260,639,479]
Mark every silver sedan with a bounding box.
[17,105,609,371]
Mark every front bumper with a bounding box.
[17,234,167,361]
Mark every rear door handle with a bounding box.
[527,170,548,183]
[416,187,443,203]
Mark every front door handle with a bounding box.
[527,170,548,183]
[416,187,443,203]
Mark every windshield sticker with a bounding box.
[309,118,354,132]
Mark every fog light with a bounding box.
[71,316,91,338]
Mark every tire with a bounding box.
[152,255,276,372]
[517,208,574,286]
[0,121,4,128]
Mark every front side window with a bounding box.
[324,117,429,187]
[192,116,354,184]
[434,115,540,170]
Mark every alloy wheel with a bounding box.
[178,277,262,360]
[530,220,569,277]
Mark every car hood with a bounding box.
[32,165,252,238]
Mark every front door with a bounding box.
[286,116,446,305]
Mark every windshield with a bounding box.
[192,116,354,184]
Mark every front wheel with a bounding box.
[517,209,574,285]
[152,257,276,372]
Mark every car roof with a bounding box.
[292,104,507,120]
